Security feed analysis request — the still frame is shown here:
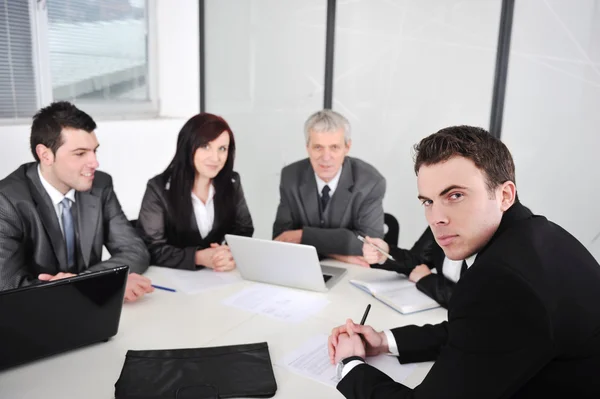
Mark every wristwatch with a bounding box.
[336,356,365,381]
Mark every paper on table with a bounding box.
[279,334,416,387]
[152,267,242,294]
[222,284,329,323]
[279,335,339,386]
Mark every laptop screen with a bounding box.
[0,265,128,370]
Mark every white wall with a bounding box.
[502,0,600,260]
[155,0,199,117]
[204,0,327,239]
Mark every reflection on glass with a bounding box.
[47,0,148,102]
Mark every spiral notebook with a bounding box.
[350,271,440,314]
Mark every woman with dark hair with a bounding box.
[137,113,253,271]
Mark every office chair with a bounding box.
[383,213,399,247]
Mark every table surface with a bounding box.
[0,260,447,398]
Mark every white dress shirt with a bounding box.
[442,257,465,283]
[341,253,478,379]
[191,184,215,238]
[37,166,76,235]
[315,166,343,197]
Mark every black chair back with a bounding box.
[383,213,399,247]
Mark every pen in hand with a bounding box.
[357,235,396,261]
[360,303,371,325]
[151,284,176,293]
[358,304,371,346]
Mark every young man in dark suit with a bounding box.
[0,101,153,302]
[273,109,386,267]
[328,126,600,398]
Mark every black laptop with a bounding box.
[0,265,129,370]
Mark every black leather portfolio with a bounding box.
[114,342,277,398]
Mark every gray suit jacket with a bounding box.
[273,157,385,256]
[0,163,150,290]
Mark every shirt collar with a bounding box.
[465,253,477,268]
[315,166,343,195]
[37,165,76,206]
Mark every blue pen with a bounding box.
[151,284,176,293]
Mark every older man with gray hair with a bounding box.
[273,109,386,266]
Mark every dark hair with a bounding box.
[163,113,236,230]
[414,125,516,193]
[30,101,97,162]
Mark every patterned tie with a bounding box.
[321,185,331,211]
[60,198,75,268]
[459,260,468,278]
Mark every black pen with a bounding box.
[360,304,371,325]
[357,304,371,346]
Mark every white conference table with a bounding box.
[0,260,447,398]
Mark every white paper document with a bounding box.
[152,267,242,294]
[279,335,416,387]
[222,284,329,323]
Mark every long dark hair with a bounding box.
[163,113,236,231]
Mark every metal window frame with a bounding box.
[489,0,515,139]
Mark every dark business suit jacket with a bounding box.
[137,172,254,270]
[339,201,600,398]
[0,163,150,290]
[273,157,385,256]
[374,227,456,308]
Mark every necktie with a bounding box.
[60,198,75,268]
[459,260,468,278]
[321,185,331,211]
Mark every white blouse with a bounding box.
[191,184,215,238]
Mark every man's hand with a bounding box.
[409,264,432,283]
[362,236,390,264]
[124,273,154,302]
[333,332,365,364]
[330,254,371,268]
[274,229,303,244]
[38,272,77,281]
[328,318,389,364]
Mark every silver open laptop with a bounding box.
[225,234,347,292]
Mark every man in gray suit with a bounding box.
[0,101,153,302]
[273,110,386,266]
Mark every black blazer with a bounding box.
[374,228,456,308]
[137,172,254,270]
[339,201,600,398]
[0,163,150,290]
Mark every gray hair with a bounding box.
[304,109,351,145]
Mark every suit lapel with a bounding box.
[328,159,354,226]
[299,164,322,227]
[75,191,101,267]
[25,165,68,269]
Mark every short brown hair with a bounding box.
[413,126,516,192]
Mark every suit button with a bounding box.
[320,220,324,225]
